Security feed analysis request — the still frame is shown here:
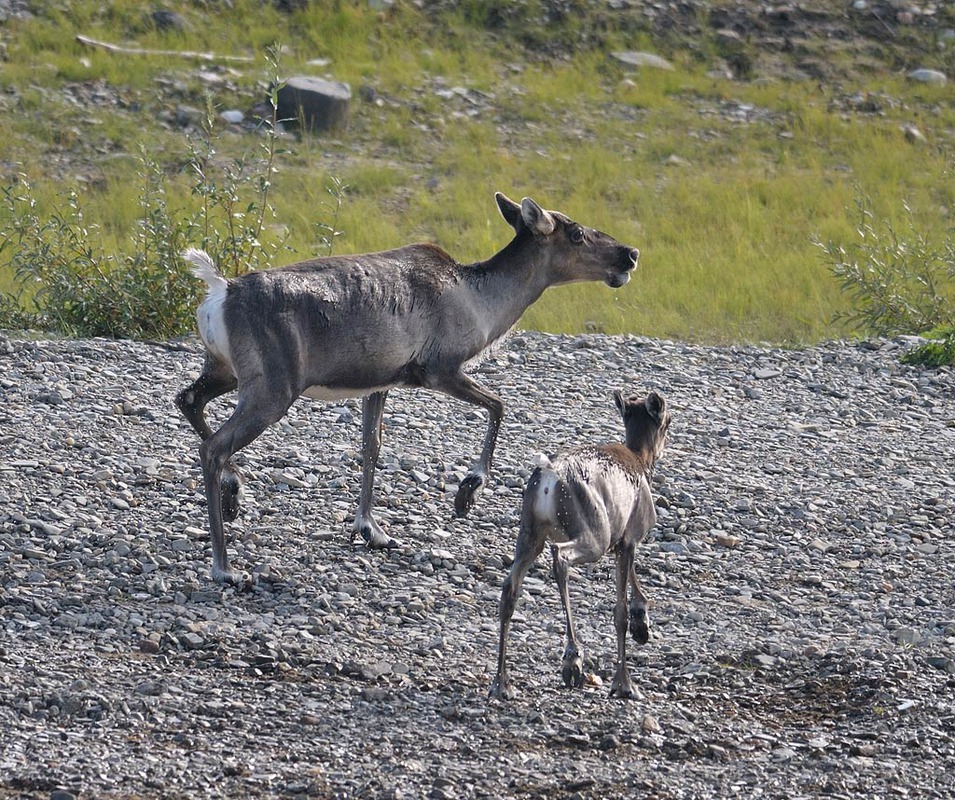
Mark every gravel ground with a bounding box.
[1,330,954,799]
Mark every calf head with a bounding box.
[613,390,670,463]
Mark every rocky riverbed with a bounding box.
[1,331,954,799]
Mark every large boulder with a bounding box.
[276,76,351,132]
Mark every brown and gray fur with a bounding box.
[490,390,670,700]
[175,192,640,584]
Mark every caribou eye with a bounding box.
[570,226,585,244]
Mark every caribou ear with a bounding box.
[496,192,523,231]
[645,391,666,421]
[520,197,556,236]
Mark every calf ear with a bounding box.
[520,197,556,236]
[496,192,523,231]
[613,389,626,416]
[645,391,666,421]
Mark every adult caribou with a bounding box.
[176,192,640,584]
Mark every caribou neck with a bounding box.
[462,236,554,339]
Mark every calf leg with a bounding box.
[610,546,639,699]
[436,372,504,518]
[550,535,604,687]
[489,524,545,700]
[629,568,650,645]
[354,391,396,549]
[551,543,584,688]
[199,383,294,584]
[176,356,242,521]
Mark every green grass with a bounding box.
[1,1,953,344]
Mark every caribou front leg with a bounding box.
[437,372,504,518]
[354,391,398,549]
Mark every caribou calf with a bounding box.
[176,192,640,584]
[490,390,670,700]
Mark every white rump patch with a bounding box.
[184,249,233,371]
[196,288,232,370]
[530,467,560,523]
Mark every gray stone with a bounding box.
[754,367,782,380]
[276,76,351,132]
[150,9,185,31]
[610,51,674,70]
[907,69,947,86]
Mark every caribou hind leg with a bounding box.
[198,381,294,584]
[548,482,610,690]
[551,542,587,688]
[490,512,547,700]
[610,545,639,699]
[175,356,243,522]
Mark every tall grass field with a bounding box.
[1,0,953,344]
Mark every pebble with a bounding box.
[1,331,954,799]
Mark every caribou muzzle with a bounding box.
[606,247,639,288]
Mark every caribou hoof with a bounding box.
[356,521,399,550]
[489,676,517,701]
[609,670,639,700]
[221,471,242,523]
[453,473,486,517]
[630,606,650,644]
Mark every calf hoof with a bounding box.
[453,473,486,517]
[221,472,242,523]
[630,607,650,645]
[212,565,253,591]
[561,655,584,689]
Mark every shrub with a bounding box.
[816,193,955,366]
[0,47,345,340]
[901,325,955,368]
[0,179,128,337]
[0,142,255,339]
[816,195,955,338]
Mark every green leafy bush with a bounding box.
[816,194,955,366]
[0,143,257,338]
[0,179,130,337]
[816,195,955,338]
[901,326,955,368]
[0,49,345,340]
